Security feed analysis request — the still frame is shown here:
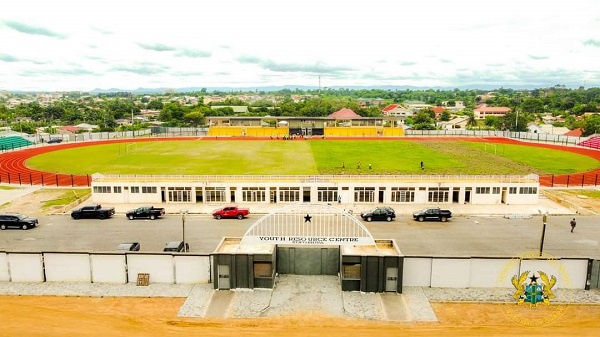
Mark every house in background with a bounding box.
[474,104,511,119]
[438,116,469,130]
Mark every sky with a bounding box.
[1,0,600,92]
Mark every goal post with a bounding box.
[484,143,497,155]
[126,142,138,154]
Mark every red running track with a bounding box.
[0,136,599,187]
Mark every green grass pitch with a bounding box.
[25,140,599,175]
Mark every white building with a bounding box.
[91,174,540,206]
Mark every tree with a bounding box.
[582,114,600,136]
[411,111,435,130]
[147,100,163,110]
[466,112,477,128]
[183,111,204,127]
[501,112,528,132]
[440,111,451,121]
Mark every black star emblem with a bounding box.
[304,214,312,223]
[529,274,539,284]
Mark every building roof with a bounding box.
[328,108,361,119]
[57,125,80,133]
[382,104,399,112]
[564,128,583,137]
[432,107,445,113]
[475,104,511,113]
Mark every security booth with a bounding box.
[212,238,275,290]
[340,240,403,293]
[211,204,403,293]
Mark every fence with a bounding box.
[405,129,585,146]
[540,172,600,187]
[0,171,90,187]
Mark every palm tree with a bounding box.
[466,111,477,128]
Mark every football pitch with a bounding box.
[25,139,599,175]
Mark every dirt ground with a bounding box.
[543,189,600,215]
[0,189,78,215]
[1,296,599,337]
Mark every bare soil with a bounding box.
[0,189,67,215]
[543,189,600,215]
[0,297,599,337]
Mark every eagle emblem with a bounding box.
[511,270,557,307]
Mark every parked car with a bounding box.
[117,242,140,251]
[0,213,39,230]
[360,207,396,222]
[163,241,189,252]
[413,207,452,222]
[47,138,63,144]
[212,206,250,220]
[71,204,115,220]
[126,206,165,220]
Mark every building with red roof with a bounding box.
[328,108,361,119]
[474,104,511,119]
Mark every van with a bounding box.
[163,241,189,252]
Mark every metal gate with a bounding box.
[277,247,339,275]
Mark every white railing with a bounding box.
[94,174,539,184]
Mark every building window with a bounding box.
[509,187,517,194]
[279,187,300,202]
[242,187,266,202]
[205,187,225,202]
[342,264,361,280]
[428,187,449,202]
[492,187,501,194]
[131,186,140,193]
[317,187,338,202]
[253,263,272,278]
[113,186,122,193]
[93,186,111,193]
[168,187,192,202]
[354,187,375,203]
[142,186,157,194]
[391,187,415,203]
[519,187,538,194]
[475,187,491,194]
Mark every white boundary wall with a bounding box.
[0,252,588,289]
[90,254,127,283]
[403,256,590,289]
[8,253,44,282]
[0,253,9,281]
[45,253,91,282]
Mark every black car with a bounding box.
[47,138,63,144]
[117,242,140,251]
[360,207,396,222]
[0,213,39,230]
[163,241,189,252]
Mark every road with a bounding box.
[1,214,599,258]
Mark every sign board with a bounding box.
[136,273,150,286]
[241,235,375,246]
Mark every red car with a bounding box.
[212,206,249,220]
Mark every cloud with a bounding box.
[20,68,95,76]
[2,20,66,39]
[137,43,177,52]
[90,26,113,35]
[528,55,549,60]
[0,54,20,62]
[237,55,354,74]
[113,64,169,75]
[175,49,211,58]
[399,61,417,66]
[583,39,600,47]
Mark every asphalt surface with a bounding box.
[1,213,598,259]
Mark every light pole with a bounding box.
[538,210,548,256]
[180,210,188,252]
